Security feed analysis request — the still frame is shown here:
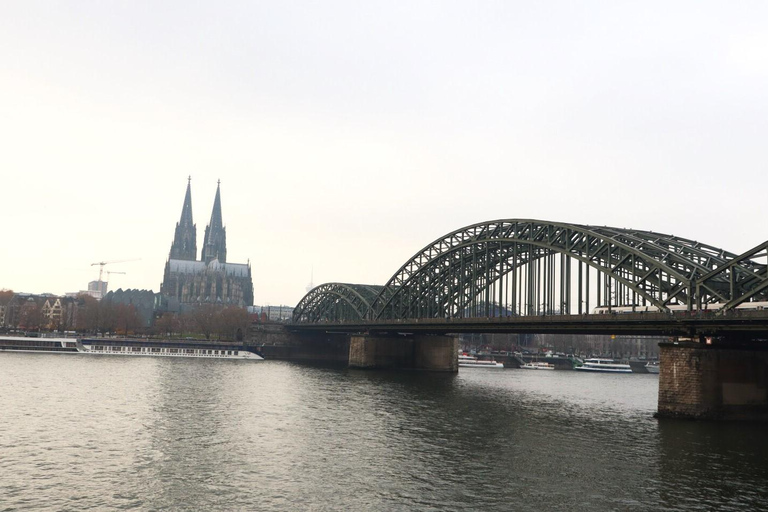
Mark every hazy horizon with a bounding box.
[2,1,767,306]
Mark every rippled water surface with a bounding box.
[1,353,767,511]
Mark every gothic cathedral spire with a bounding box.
[169,176,197,261]
[201,180,227,263]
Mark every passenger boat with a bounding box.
[0,336,263,360]
[574,358,632,373]
[0,336,80,354]
[458,353,504,368]
[79,338,264,360]
[520,361,555,370]
[645,361,660,374]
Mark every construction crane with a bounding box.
[91,259,140,283]
[106,271,126,281]
[103,271,127,294]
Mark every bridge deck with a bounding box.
[289,310,768,337]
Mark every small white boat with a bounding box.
[520,361,555,370]
[645,361,660,374]
[574,358,632,373]
[458,353,504,368]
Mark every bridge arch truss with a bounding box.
[293,220,768,323]
[293,283,385,324]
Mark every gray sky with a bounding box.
[2,1,767,306]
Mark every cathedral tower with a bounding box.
[161,179,253,308]
[169,177,197,261]
[201,180,227,264]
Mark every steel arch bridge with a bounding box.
[292,219,768,324]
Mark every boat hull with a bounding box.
[79,339,263,360]
[574,366,632,373]
[0,336,80,354]
[459,362,505,368]
[521,364,555,370]
[575,358,633,373]
[0,337,264,360]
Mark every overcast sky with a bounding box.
[1,1,767,306]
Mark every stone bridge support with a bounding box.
[348,334,458,372]
[250,324,350,363]
[657,341,768,421]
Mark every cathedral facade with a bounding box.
[160,180,254,308]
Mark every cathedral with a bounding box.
[160,179,254,308]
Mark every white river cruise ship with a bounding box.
[0,336,263,360]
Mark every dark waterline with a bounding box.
[1,354,767,511]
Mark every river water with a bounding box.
[1,353,767,511]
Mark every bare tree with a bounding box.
[190,304,221,340]
[76,295,100,333]
[18,299,43,331]
[178,311,195,338]
[115,304,140,335]
[98,301,118,335]
[155,312,180,338]
[218,306,251,341]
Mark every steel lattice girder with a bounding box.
[696,240,768,308]
[292,220,768,323]
[293,283,384,323]
[370,220,766,320]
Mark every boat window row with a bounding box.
[0,339,62,348]
[89,346,239,356]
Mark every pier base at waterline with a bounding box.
[348,334,458,372]
[656,341,768,421]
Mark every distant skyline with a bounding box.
[2,1,767,306]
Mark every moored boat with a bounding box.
[0,336,264,360]
[520,361,555,370]
[79,338,264,360]
[0,336,80,354]
[458,353,504,368]
[645,361,660,374]
[574,358,632,373]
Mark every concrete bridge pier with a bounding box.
[348,334,458,372]
[657,340,768,421]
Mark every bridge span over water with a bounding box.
[284,220,768,421]
[292,219,768,335]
